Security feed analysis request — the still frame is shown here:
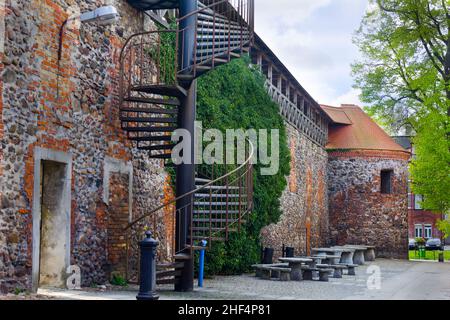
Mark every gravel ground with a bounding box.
[2,259,449,300]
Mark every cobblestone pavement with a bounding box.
[3,259,449,300]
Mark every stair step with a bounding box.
[196,45,249,58]
[193,210,241,214]
[197,185,240,190]
[197,11,242,25]
[174,253,191,261]
[195,193,243,198]
[197,36,247,49]
[197,40,244,51]
[120,107,178,115]
[123,126,178,132]
[156,270,181,278]
[195,47,250,64]
[138,144,176,151]
[191,227,238,232]
[195,178,212,183]
[197,19,243,31]
[124,96,180,106]
[157,262,184,270]
[196,65,212,72]
[120,117,177,123]
[189,236,226,242]
[131,84,187,98]
[194,202,241,206]
[193,218,245,224]
[157,278,179,285]
[130,135,173,142]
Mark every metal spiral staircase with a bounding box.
[119,0,254,289]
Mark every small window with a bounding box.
[424,225,432,239]
[415,225,423,238]
[381,170,393,194]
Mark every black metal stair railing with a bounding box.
[123,141,254,284]
[118,0,255,284]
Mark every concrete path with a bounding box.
[36,259,450,300]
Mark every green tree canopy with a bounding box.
[352,0,450,219]
[352,0,449,131]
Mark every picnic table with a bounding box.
[278,257,313,281]
[312,248,343,264]
[319,255,341,265]
[343,245,368,265]
[331,247,356,264]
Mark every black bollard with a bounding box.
[136,231,159,301]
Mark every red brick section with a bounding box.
[408,210,444,239]
[107,173,130,279]
[328,151,410,259]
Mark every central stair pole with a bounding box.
[175,0,198,292]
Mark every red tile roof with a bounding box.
[320,104,409,153]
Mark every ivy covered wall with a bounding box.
[195,57,291,275]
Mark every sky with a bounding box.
[255,0,369,107]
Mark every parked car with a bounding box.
[408,238,416,250]
[425,238,443,251]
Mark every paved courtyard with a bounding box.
[29,259,450,300]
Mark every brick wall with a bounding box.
[260,124,329,258]
[0,0,174,293]
[327,150,410,259]
[106,173,130,280]
[408,210,444,239]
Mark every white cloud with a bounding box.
[255,0,368,107]
[333,88,363,106]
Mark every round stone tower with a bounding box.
[321,104,410,259]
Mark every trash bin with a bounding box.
[262,247,274,264]
[418,246,426,259]
[285,247,295,258]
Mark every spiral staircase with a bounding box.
[119,0,254,287]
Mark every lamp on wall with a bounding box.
[56,6,119,97]
[58,6,119,62]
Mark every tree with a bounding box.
[352,0,450,223]
[352,0,449,132]
[410,110,450,213]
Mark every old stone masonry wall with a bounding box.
[260,124,329,257]
[0,0,174,293]
[327,150,409,259]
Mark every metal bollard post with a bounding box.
[198,240,208,288]
[136,231,159,301]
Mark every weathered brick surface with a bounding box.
[106,173,129,279]
[260,124,329,257]
[327,150,409,259]
[0,0,174,293]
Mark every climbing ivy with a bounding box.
[195,57,291,275]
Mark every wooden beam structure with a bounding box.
[250,34,330,147]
